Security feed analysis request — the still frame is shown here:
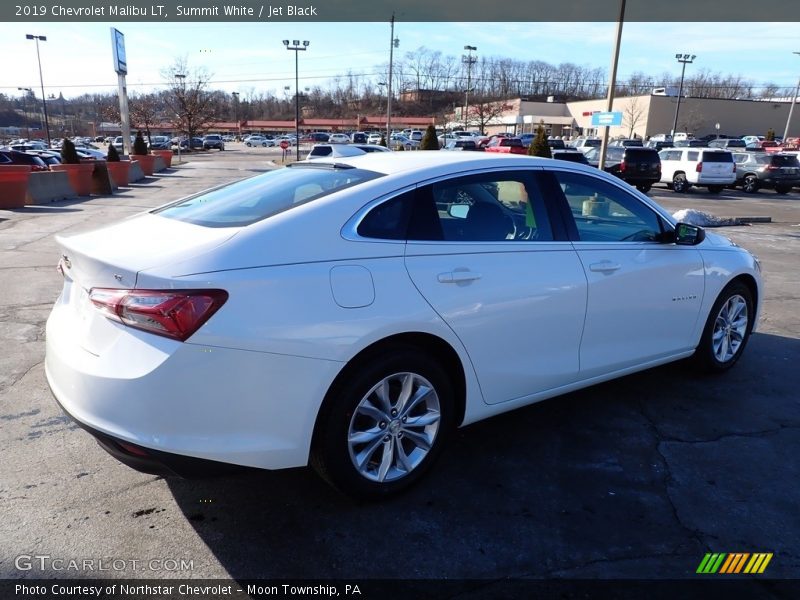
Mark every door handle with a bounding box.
[589,261,622,273]
[437,271,482,283]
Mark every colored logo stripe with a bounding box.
[697,552,773,574]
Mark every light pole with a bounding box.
[781,52,800,142]
[283,39,309,161]
[26,34,51,147]
[17,87,32,139]
[671,53,696,137]
[462,45,477,131]
[175,73,186,162]
[232,91,240,139]
[386,14,399,143]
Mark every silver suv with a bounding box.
[732,152,800,194]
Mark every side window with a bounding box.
[357,190,415,240]
[416,172,553,242]
[687,151,699,161]
[553,171,664,243]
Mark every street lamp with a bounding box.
[671,53,696,138]
[26,34,52,147]
[17,87,33,139]
[781,52,800,142]
[386,14,399,143]
[462,45,477,131]
[232,91,240,138]
[283,39,309,161]
[175,73,186,161]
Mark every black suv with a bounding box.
[732,152,800,194]
[202,134,225,151]
[585,146,661,193]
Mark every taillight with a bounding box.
[696,162,703,172]
[619,160,626,172]
[89,288,228,342]
[766,165,778,171]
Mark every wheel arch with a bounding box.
[730,273,759,317]
[311,332,468,447]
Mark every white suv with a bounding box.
[658,148,736,193]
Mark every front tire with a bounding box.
[673,173,689,193]
[692,281,754,373]
[311,348,454,499]
[742,175,759,193]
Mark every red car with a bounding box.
[483,137,528,155]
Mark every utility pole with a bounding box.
[671,53,696,137]
[598,0,625,171]
[462,45,477,131]
[26,34,51,147]
[781,52,800,141]
[386,14,398,144]
[17,87,32,139]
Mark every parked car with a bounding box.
[484,137,528,155]
[203,134,225,151]
[609,139,644,148]
[707,138,747,150]
[308,132,331,143]
[45,152,762,499]
[658,148,736,193]
[441,140,483,151]
[244,135,272,147]
[673,139,708,148]
[408,130,424,142]
[306,144,392,160]
[351,132,369,144]
[149,136,172,150]
[731,152,800,194]
[328,133,350,144]
[367,132,383,145]
[644,140,673,151]
[741,136,764,146]
[178,137,205,150]
[584,146,661,192]
[25,150,61,166]
[547,138,567,149]
[389,134,419,150]
[550,149,590,165]
[571,138,602,153]
[0,148,49,171]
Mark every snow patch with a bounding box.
[672,209,741,227]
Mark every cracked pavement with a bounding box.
[1,149,799,584]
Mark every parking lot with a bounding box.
[1,147,799,587]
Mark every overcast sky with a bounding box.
[1,22,798,100]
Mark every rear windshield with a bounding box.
[771,155,800,167]
[153,165,382,227]
[624,149,658,160]
[701,152,733,162]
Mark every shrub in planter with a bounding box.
[105,142,131,187]
[420,125,440,150]
[52,138,94,195]
[379,134,387,148]
[528,122,552,158]
[132,130,156,175]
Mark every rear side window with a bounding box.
[154,166,382,228]
[625,149,658,162]
[702,152,733,163]
[687,151,699,161]
[357,190,415,240]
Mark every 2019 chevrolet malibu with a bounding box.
[46,153,762,498]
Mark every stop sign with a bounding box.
[279,140,290,150]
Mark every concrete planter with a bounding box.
[132,153,156,176]
[152,149,173,168]
[51,163,94,196]
[106,160,131,187]
[0,165,32,209]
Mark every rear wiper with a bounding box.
[286,162,356,170]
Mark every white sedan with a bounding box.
[328,133,350,144]
[46,153,761,498]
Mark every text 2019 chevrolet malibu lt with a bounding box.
[46,152,761,498]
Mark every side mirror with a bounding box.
[674,222,706,245]
[448,204,469,219]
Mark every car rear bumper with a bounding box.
[45,295,342,473]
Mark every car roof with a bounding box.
[316,150,577,176]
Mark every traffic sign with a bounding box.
[279,140,290,150]
[591,111,623,127]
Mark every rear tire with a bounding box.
[636,184,652,193]
[775,184,791,195]
[673,173,689,193]
[707,185,724,194]
[311,347,454,499]
[691,281,754,373]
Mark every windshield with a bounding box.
[154,166,383,228]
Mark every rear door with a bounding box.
[624,148,661,180]
[699,151,735,180]
[402,169,587,405]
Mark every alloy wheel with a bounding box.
[347,372,441,483]
[712,294,748,363]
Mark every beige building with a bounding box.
[475,95,799,140]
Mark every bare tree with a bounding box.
[162,57,220,144]
[130,94,161,141]
[622,96,645,137]
[467,96,512,134]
